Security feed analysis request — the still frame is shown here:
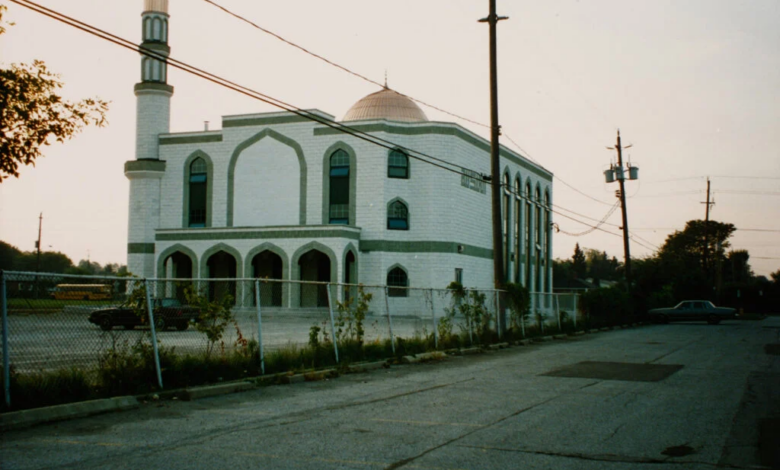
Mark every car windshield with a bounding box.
[704,301,716,308]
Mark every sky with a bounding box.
[1,0,778,277]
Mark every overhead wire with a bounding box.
[12,0,479,181]
[15,0,650,249]
[202,0,490,129]
[203,0,617,209]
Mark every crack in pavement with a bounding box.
[457,444,767,469]
[33,377,477,470]
[383,380,599,470]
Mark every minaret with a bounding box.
[125,0,173,278]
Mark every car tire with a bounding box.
[99,316,112,331]
[175,321,189,331]
[154,317,166,331]
[707,316,720,325]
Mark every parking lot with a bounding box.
[4,306,431,373]
[2,317,779,469]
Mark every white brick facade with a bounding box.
[125,0,553,305]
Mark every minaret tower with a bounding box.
[125,0,173,277]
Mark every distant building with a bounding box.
[126,0,554,307]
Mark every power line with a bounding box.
[16,0,646,247]
[502,134,614,206]
[715,190,780,196]
[203,0,616,210]
[552,201,619,236]
[202,0,489,129]
[13,0,478,181]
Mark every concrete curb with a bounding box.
[460,347,483,355]
[538,336,554,342]
[572,331,586,336]
[182,382,255,401]
[0,396,139,432]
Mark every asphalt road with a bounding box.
[2,317,779,470]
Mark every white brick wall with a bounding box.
[134,111,553,291]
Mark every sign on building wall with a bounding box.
[461,168,487,194]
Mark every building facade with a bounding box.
[126,0,554,307]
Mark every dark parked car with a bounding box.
[648,300,736,325]
[89,298,200,331]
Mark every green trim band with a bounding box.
[128,243,155,254]
[156,228,361,242]
[359,240,493,259]
[125,160,166,173]
[314,122,552,180]
[134,82,174,94]
[223,115,312,128]
[160,134,223,146]
[140,41,170,54]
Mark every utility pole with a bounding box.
[479,0,508,329]
[34,212,42,299]
[35,213,43,273]
[604,130,637,287]
[701,177,713,273]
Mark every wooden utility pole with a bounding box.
[479,0,508,287]
[480,0,508,328]
[35,213,43,273]
[702,178,713,273]
[614,131,632,285]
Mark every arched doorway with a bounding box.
[252,250,283,307]
[298,249,330,307]
[163,251,193,302]
[206,250,236,304]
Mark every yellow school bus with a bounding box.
[51,284,112,301]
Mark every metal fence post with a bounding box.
[466,289,474,346]
[144,279,164,389]
[254,280,265,375]
[520,308,526,338]
[494,290,501,339]
[2,271,10,408]
[573,294,578,328]
[326,284,339,363]
[429,289,437,349]
[384,287,396,354]
[555,294,561,331]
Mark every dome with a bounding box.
[343,88,428,123]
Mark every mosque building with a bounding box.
[126,0,553,307]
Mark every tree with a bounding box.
[571,243,587,279]
[0,5,108,181]
[585,249,621,284]
[658,219,736,273]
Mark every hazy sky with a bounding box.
[1,0,778,276]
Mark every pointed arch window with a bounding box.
[388,149,409,179]
[329,150,350,225]
[387,200,409,230]
[387,267,409,297]
[189,158,207,227]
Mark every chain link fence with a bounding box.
[1,270,579,412]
